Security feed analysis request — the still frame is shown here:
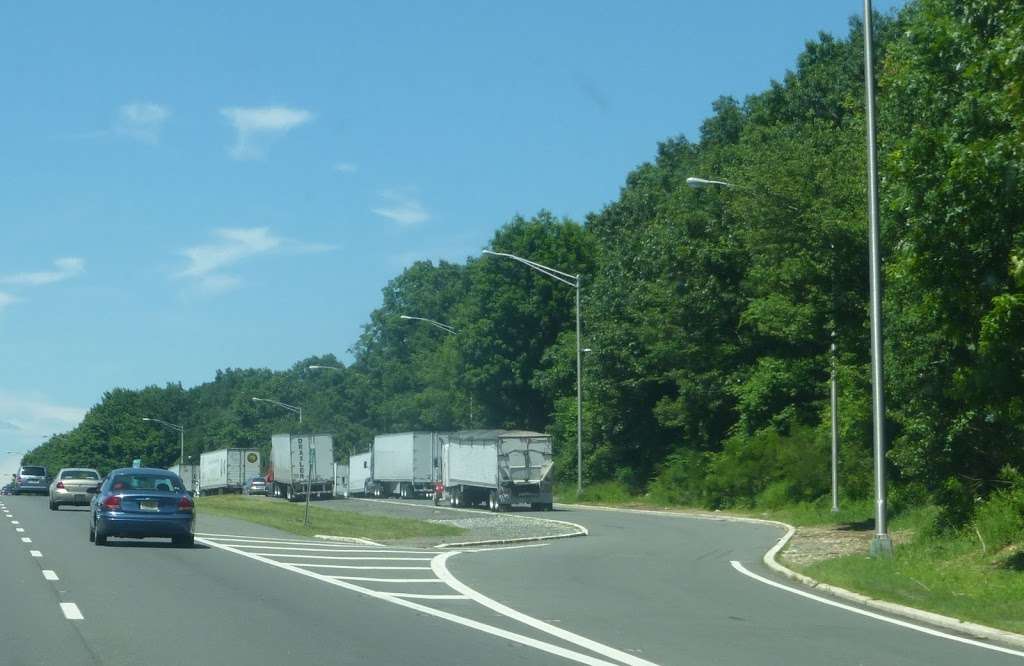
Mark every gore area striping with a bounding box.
[59,603,83,620]
[730,561,1024,659]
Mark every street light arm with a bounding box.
[482,250,579,287]
[308,365,343,371]
[251,397,302,416]
[399,315,457,335]
[141,417,183,433]
[686,176,737,189]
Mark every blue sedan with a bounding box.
[89,468,195,547]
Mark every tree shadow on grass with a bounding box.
[1000,550,1024,571]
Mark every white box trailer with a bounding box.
[199,448,261,495]
[347,451,373,496]
[368,432,442,498]
[441,429,554,511]
[269,433,334,501]
[333,462,349,498]
[167,463,198,492]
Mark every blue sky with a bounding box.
[0,0,904,475]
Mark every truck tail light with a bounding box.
[101,495,121,511]
[177,496,194,513]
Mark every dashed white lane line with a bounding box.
[30,550,42,557]
[59,603,84,620]
[16,527,24,532]
[729,561,1024,659]
[42,570,59,581]
[20,537,31,543]
[11,520,19,524]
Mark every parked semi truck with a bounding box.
[199,448,261,495]
[368,431,442,499]
[347,450,372,496]
[269,433,334,501]
[167,463,198,492]
[440,429,554,511]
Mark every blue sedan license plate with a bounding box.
[140,500,159,512]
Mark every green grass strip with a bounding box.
[197,495,465,541]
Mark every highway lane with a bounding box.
[0,495,627,666]
[362,499,1024,665]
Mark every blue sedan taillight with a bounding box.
[177,496,194,513]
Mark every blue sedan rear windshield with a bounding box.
[110,474,184,492]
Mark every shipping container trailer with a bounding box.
[347,451,373,496]
[167,463,198,492]
[440,429,554,511]
[199,448,261,495]
[269,434,334,501]
[368,431,442,498]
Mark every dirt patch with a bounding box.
[781,525,913,567]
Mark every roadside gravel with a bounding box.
[316,496,583,548]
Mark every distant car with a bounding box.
[13,465,49,495]
[89,467,195,547]
[49,468,102,510]
[243,476,267,495]
[0,483,13,496]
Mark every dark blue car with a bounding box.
[89,468,195,547]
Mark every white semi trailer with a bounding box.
[347,451,373,496]
[269,434,334,501]
[199,448,261,495]
[440,429,554,511]
[368,432,442,499]
[333,462,349,498]
[167,463,198,492]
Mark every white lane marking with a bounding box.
[730,561,1024,658]
[249,552,430,561]
[42,570,59,581]
[11,520,19,524]
[314,534,385,546]
[30,550,42,557]
[199,537,630,666]
[196,531,382,546]
[279,563,432,570]
[21,537,31,543]
[228,544,411,555]
[202,536,390,550]
[60,603,84,620]
[329,576,444,583]
[432,551,659,666]
[15,527,24,532]
[384,592,467,600]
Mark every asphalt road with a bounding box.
[1,494,1021,666]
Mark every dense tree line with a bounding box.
[24,0,1024,528]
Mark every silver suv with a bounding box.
[14,465,49,495]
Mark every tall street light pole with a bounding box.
[687,175,841,512]
[141,417,185,470]
[482,249,584,494]
[864,0,892,557]
[252,396,310,525]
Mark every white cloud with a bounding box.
[176,227,334,293]
[220,106,313,159]
[372,190,430,226]
[0,292,18,310]
[0,391,88,477]
[115,102,171,144]
[1,257,85,287]
[333,162,357,173]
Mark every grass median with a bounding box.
[197,495,466,541]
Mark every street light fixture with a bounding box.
[482,249,585,494]
[251,397,302,423]
[399,315,457,335]
[307,365,342,371]
[687,175,841,513]
[142,417,185,469]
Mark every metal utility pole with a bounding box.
[482,250,585,494]
[863,0,893,557]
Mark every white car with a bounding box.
[49,468,102,510]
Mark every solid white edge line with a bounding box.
[278,563,432,570]
[59,603,83,620]
[432,551,660,666]
[561,502,1024,652]
[42,570,59,581]
[197,537,626,666]
[29,550,42,557]
[730,561,1024,659]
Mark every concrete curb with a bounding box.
[435,520,589,549]
[559,502,1024,651]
